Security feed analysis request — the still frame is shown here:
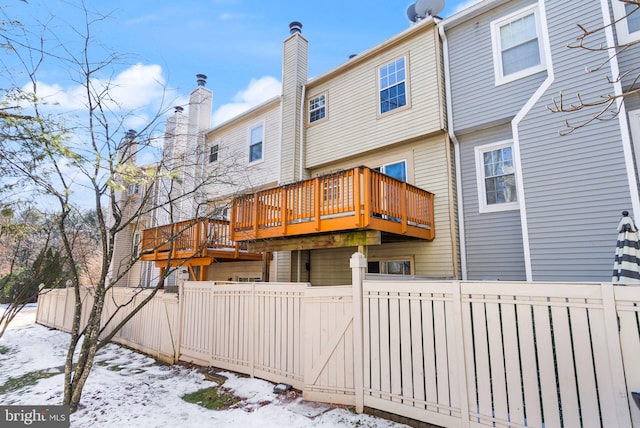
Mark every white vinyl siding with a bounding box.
[613,0,640,43]
[490,4,546,85]
[475,141,518,213]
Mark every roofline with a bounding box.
[204,95,281,135]
[439,0,510,29]
[306,17,436,88]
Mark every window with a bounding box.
[613,1,640,43]
[475,141,518,213]
[379,57,408,114]
[368,259,412,275]
[490,5,546,85]
[132,232,141,258]
[309,94,326,123]
[128,183,139,195]
[209,144,219,163]
[249,125,263,163]
[377,160,407,182]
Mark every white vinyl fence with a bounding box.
[37,253,640,427]
[36,286,179,363]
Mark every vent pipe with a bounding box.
[196,74,207,87]
[289,21,302,34]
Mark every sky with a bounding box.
[2,0,480,131]
[0,305,409,427]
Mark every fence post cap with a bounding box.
[350,252,367,268]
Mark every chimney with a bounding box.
[289,21,302,35]
[196,74,207,87]
[281,21,308,183]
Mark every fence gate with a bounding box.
[302,286,356,406]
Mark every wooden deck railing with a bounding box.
[231,166,434,241]
[140,218,248,261]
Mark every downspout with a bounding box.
[439,24,468,280]
[297,84,306,282]
[599,0,640,217]
[511,0,554,281]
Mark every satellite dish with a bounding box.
[415,0,445,17]
[406,3,418,22]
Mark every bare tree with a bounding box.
[548,0,640,134]
[1,2,243,412]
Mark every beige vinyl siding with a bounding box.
[205,261,263,281]
[280,33,308,183]
[310,134,456,278]
[309,247,354,286]
[203,101,281,199]
[305,23,443,169]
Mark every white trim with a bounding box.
[377,55,410,115]
[601,0,640,221]
[248,120,266,166]
[612,0,640,44]
[511,0,555,281]
[629,109,640,171]
[490,4,547,86]
[308,91,327,124]
[474,141,519,213]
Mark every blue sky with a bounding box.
[3,0,478,130]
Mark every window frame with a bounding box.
[367,256,414,275]
[248,123,264,164]
[612,0,640,44]
[377,55,410,116]
[132,231,141,258]
[308,93,327,124]
[490,4,547,86]
[628,109,640,175]
[475,140,519,213]
[128,183,139,195]
[209,144,219,163]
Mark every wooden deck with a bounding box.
[140,218,263,266]
[230,166,434,242]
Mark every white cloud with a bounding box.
[212,76,281,126]
[24,63,171,114]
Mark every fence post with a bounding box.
[176,280,185,363]
[350,252,367,413]
[601,282,633,427]
[452,281,471,428]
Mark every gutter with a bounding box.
[599,0,640,218]
[438,24,468,280]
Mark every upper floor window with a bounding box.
[128,183,139,195]
[613,1,640,43]
[132,232,141,258]
[209,144,219,163]
[490,5,546,85]
[309,94,326,123]
[379,57,408,114]
[475,141,518,213]
[249,125,263,163]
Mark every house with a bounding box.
[441,0,640,282]
[125,16,455,287]
[114,0,640,287]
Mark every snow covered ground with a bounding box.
[0,305,409,427]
